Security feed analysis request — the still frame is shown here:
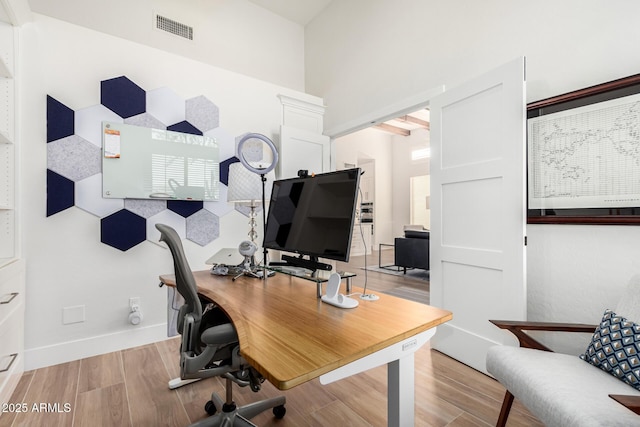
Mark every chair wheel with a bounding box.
[205,400,217,416]
[273,404,286,419]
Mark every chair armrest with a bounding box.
[489,319,597,351]
[609,395,640,415]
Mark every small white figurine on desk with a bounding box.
[321,272,359,308]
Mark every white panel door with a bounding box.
[278,126,330,179]
[430,57,527,373]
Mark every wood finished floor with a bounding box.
[0,250,543,427]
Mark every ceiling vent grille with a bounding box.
[155,14,193,40]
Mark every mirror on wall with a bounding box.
[102,121,219,201]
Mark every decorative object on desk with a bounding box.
[227,162,264,242]
[232,133,278,279]
[231,240,259,281]
[321,273,359,308]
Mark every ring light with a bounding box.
[237,133,278,175]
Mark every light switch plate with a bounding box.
[63,305,85,324]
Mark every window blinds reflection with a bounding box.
[151,154,219,200]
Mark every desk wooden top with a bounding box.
[159,270,452,390]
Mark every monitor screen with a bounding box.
[264,168,361,264]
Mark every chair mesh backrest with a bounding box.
[615,274,640,323]
[156,224,202,325]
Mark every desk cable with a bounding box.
[348,187,378,301]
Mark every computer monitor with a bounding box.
[264,168,361,272]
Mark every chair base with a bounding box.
[189,392,286,427]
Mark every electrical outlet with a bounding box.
[129,297,140,310]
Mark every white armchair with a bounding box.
[486,275,640,427]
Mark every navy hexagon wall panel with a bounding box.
[47,95,74,143]
[101,76,146,119]
[167,121,202,135]
[101,209,146,251]
[46,169,74,216]
[46,75,245,250]
[168,200,204,218]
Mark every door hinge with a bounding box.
[524,236,528,246]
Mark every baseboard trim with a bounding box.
[24,323,169,370]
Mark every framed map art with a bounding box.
[527,73,640,224]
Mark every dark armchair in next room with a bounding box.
[394,227,430,273]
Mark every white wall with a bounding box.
[307,0,640,353]
[19,14,311,369]
[335,128,393,245]
[27,0,305,91]
[391,128,430,238]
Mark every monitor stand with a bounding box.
[278,254,332,274]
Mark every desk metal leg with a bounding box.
[319,328,436,427]
[388,355,414,427]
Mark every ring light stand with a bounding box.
[237,133,278,280]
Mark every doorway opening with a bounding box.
[333,108,430,253]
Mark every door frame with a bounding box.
[325,85,445,170]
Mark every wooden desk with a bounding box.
[159,270,452,426]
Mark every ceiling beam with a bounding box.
[373,123,410,136]
[395,115,430,130]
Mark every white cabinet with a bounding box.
[350,223,372,257]
[0,259,24,405]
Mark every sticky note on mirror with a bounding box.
[104,128,121,158]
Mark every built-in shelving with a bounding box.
[0,16,23,406]
[0,20,16,263]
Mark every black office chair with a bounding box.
[156,224,286,427]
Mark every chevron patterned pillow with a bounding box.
[580,309,640,391]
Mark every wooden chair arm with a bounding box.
[609,395,640,415]
[489,319,597,351]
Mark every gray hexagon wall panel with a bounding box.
[186,95,219,132]
[186,210,220,246]
[47,75,240,250]
[47,135,101,181]
[124,199,167,219]
[124,112,166,129]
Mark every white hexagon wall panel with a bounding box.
[146,87,185,126]
[75,104,123,148]
[206,127,235,161]
[204,185,234,217]
[76,173,124,217]
[146,209,186,246]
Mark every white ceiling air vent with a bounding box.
[155,14,193,40]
